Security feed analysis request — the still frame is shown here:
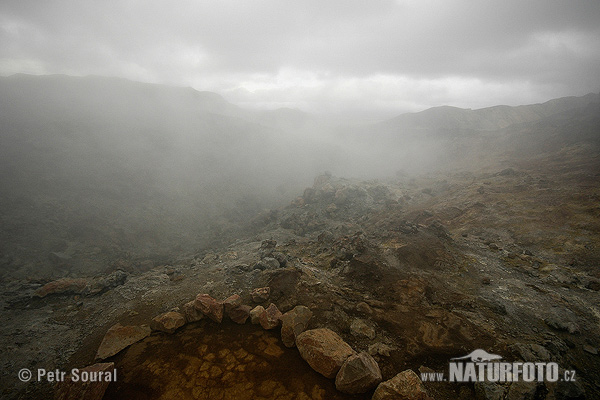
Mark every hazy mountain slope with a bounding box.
[0,75,328,279]
[337,92,600,174]
[0,74,597,281]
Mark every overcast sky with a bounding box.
[1,0,599,119]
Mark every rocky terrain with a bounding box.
[2,149,599,399]
[1,76,599,399]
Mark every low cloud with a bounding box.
[1,0,599,117]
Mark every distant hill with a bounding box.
[379,93,599,133]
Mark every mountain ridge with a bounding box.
[379,92,599,132]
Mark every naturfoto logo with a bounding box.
[420,349,577,384]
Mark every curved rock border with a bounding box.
[72,288,432,399]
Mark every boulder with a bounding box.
[182,300,204,323]
[223,294,242,314]
[296,328,355,379]
[280,305,313,347]
[335,352,382,394]
[95,323,151,360]
[259,303,282,330]
[250,306,265,325]
[34,278,88,298]
[228,305,252,324]
[372,369,432,400]
[150,311,185,334]
[251,287,271,302]
[54,362,115,400]
[194,293,223,323]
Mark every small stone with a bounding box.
[335,352,382,394]
[350,319,376,340]
[254,257,280,270]
[260,239,277,250]
[280,305,313,347]
[372,369,433,400]
[250,306,265,324]
[259,303,282,330]
[182,300,204,323]
[296,328,355,379]
[368,343,394,357]
[481,277,491,285]
[583,345,598,355]
[150,311,185,334]
[251,287,271,302]
[194,294,223,323]
[272,252,288,267]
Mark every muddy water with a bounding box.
[103,322,369,400]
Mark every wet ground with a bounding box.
[103,321,369,400]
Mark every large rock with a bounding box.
[194,293,223,323]
[182,300,204,323]
[372,369,432,400]
[223,294,249,323]
[95,323,151,360]
[250,305,265,324]
[34,278,88,297]
[251,287,271,302]
[296,328,355,379]
[229,305,252,324]
[223,294,242,314]
[259,303,282,330]
[335,352,382,394]
[280,305,313,347]
[150,311,185,334]
[54,362,115,400]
